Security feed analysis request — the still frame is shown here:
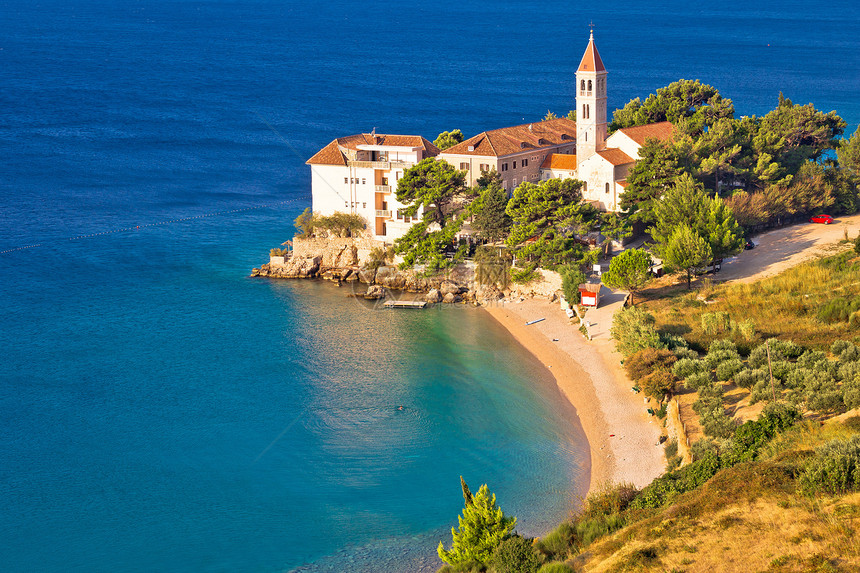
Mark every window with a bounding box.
[363,202,367,208]
[501,163,509,172]
[460,162,469,170]
[480,163,489,172]
[583,182,587,192]
[522,158,528,167]
[345,202,349,207]
[512,161,517,169]
[605,183,610,194]
[344,177,348,184]
[361,178,366,185]
[512,178,517,186]
[580,79,585,93]
[588,79,592,93]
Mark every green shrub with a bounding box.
[735,318,757,341]
[685,371,713,391]
[511,264,539,285]
[818,298,860,324]
[831,340,852,356]
[839,361,860,382]
[704,349,741,369]
[491,536,542,573]
[840,344,860,363]
[534,523,575,561]
[709,339,738,354]
[580,483,638,520]
[673,357,708,380]
[716,358,745,382]
[575,513,626,548]
[701,311,731,335]
[749,339,803,368]
[855,234,860,254]
[673,347,699,360]
[269,247,287,257]
[559,265,587,307]
[631,452,722,509]
[734,368,768,389]
[611,306,666,358]
[660,332,689,350]
[537,563,574,573]
[624,348,677,382]
[690,437,721,461]
[294,207,315,237]
[799,435,860,495]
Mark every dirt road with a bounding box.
[717,213,860,283]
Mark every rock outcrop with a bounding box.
[252,233,564,306]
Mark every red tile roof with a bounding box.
[540,153,577,170]
[306,134,440,165]
[617,179,629,188]
[616,121,675,145]
[577,32,605,73]
[596,148,635,166]
[440,118,577,158]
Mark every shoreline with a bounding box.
[482,298,664,497]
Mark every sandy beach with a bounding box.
[483,296,665,496]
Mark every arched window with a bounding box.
[586,105,590,119]
[587,79,592,93]
[583,182,587,192]
[580,79,585,93]
[605,182,610,194]
[582,104,586,118]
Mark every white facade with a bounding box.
[307,134,439,242]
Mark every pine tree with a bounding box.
[437,482,517,566]
[662,224,712,289]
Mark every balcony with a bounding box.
[349,160,414,170]
[375,185,391,193]
[375,210,392,218]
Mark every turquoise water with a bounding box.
[2,0,859,571]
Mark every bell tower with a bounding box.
[575,29,608,162]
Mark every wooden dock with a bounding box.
[382,300,427,309]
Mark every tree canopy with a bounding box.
[661,224,713,289]
[394,158,468,269]
[610,79,735,135]
[649,174,744,260]
[601,248,653,303]
[505,178,597,269]
[471,169,511,242]
[437,482,517,567]
[434,129,464,151]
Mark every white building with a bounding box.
[305,133,440,241]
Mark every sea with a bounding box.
[1,1,858,571]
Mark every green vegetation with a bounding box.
[292,208,366,238]
[434,129,465,150]
[610,306,665,358]
[559,265,586,308]
[661,224,712,288]
[600,248,652,303]
[437,481,517,569]
[470,169,512,242]
[395,158,468,269]
[645,248,860,350]
[505,178,598,270]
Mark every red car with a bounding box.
[810,214,833,224]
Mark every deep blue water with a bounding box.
[1,1,859,571]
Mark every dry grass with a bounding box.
[578,475,860,572]
[639,247,860,351]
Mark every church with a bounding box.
[538,30,675,211]
[306,31,674,241]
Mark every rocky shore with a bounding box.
[251,235,564,304]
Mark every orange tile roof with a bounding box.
[617,179,629,188]
[596,148,635,166]
[616,121,675,145]
[306,134,440,165]
[540,153,577,170]
[577,32,605,73]
[440,118,577,158]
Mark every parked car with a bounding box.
[810,214,834,224]
[744,238,755,250]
